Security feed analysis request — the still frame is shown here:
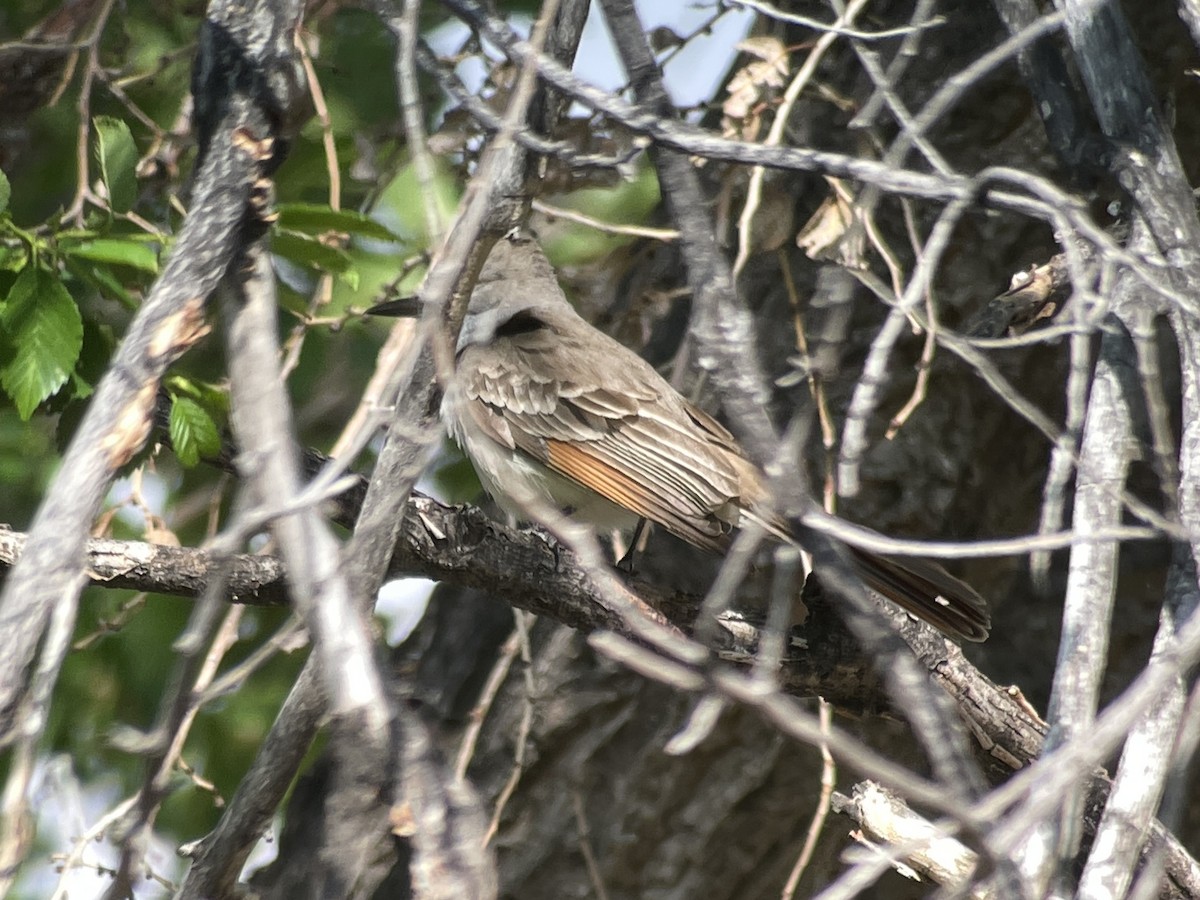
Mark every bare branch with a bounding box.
[177,0,590,892]
[830,781,980,895]
[0,529,288,605]
[1015,330,1136,892]
[0,0,306,741]
[225,228,392,894]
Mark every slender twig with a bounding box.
[729,0,944,40]
[455,627,522,782]
[532,198,679,240]
[572,792,612,900]
[279,27,343,381]
[482,610,537,846]
[66,0,119,224]
[781,699,836,900]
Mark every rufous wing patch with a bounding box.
[543,438,727,552]
[545,438,659,521]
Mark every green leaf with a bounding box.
[337,268,360,292]
[272,230,353,274]
[0,169,10,215]
[0,242,28,272]
[93,116,138,213]
[69,368,93,399]
[328,245,423,315]
[165,375,229,420]
[63,238,159,273]
[0,266,84,419]
[168,395,221,467]
[63,257,137,309]
[276,204,403,243]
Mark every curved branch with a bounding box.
[0,0,307,742]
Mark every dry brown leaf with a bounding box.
[797,180,866,269]
[722,36,790,139]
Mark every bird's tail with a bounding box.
[846,547,990,642]
[742,508,991,642]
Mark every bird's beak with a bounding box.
[365,296,423,318]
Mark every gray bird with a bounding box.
[371,233,990,642]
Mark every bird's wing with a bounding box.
[457,320,746,550]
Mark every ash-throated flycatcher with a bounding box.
[371,233,989,641]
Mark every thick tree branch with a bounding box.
[830,781,979,893]
[10,489,1200,894]
[177,1,588,894]
[1015,328,1135,893]
[0,0,305,742]
[224,225,395,898]
[0,1,307,889]
[1009,1,1200,895]
[0,527,288,605]
[989,0,1106,178]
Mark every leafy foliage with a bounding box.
[0,265,83,419]
[167,394,221,467]
[93,116,139,213]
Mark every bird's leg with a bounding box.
[616,517,648,574]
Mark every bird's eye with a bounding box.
[494,310,547,338]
